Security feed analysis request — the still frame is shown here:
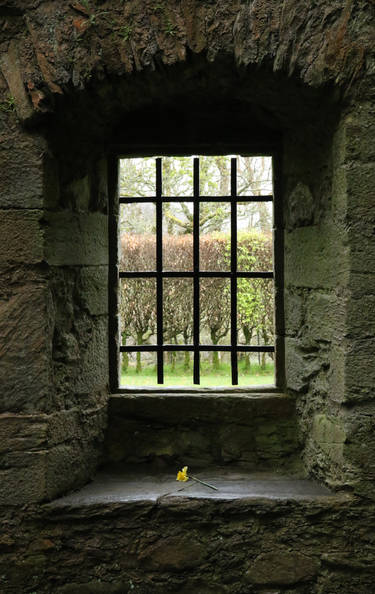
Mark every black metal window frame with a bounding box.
[108,150,284,393]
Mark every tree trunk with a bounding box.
[243,326,253,372]
[183,331,190,371]
[136,332,143,373]
[122,334,129,372]
[210,329,220,370]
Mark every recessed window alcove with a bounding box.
[1,0,373,589]
[40,55,345,506]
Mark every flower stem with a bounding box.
[190,475,218,491]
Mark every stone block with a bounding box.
[45,438,102,501]
[139,536,206,570]
[0,404,106,504]
[305,290,346,343]
[286,181,315,229]
[246,551,319,585]
[284,288,304,337]
[348,272,375,300]
[0,284,53,413]
[106,394,300,471]
[0,413,47,454]
[0,210,44,264]
[344,163,375,221]
[311,414,346,465]
[0,40,33,121]
[72,316,108,394]
[45,211,108,266]
[344,338,375,399]
[0,131,46,209]
[0,451,46,505]
[62,175,91,212]
[47,405,107,448]
[340,407,375,498]
[341,103,375,164]
[79,266,108,315]
[326,343,346,403]
[346,293,375,339]
[285,223,349,289]
[285,337,326,394]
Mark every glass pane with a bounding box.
[163,351,193,386]
[163,279,193,345]
[119,157,156,197]
[199,156,231,196]
[238,352,275,386]
[120,351,157,386]
[163,202,193,271]
[237,214,273,273]
[162,157,193,197]
[120,203,156,271]
[200,202,230,271]
[200,278,230,345]
[237,156,273,196]
[120,278,156,345]
[200,351,232,386]
[238,200,272,233]
[237,278,274,346]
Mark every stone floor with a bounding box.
[50,465,334,507]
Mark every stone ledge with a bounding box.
[47,466,339,511]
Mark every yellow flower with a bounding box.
[176,466,189,482]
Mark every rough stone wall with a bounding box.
[1,494,375,594]
[0,0,374,591]
[106,394,302,472]
[0,0,373,502]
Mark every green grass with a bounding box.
[121,360,274,387]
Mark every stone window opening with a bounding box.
[109,152,285,392]
[1,3,374,589]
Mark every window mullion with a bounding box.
[193,157,200,385]
[231,158,238,385]
[156,158,164,384]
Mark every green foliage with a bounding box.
[164,18,177,36]
[0,96,16,113]
[122,359,274,387]
[119,24,133,41]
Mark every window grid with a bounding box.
[119,157,274,385]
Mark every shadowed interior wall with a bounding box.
[0,0,373,503]
[0,1,374,592]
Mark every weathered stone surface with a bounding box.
[0,210,44,264]
[0,40,33,121]
[45,211,108,266]
[0,128,46,209]
[78,266,108,316]
[246,550,319,585]
[0,0,374,589]
[0,282,53,413]
[0,453,47,505]
[0,485,371,594]
[139,535,206,570]
[0,413,47,453]
[311,414,346,465]
[286,182,315,229]
[285,224,349,290]
[285,337,329,394]
[106,394,301,472]
[0,405,107,505]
